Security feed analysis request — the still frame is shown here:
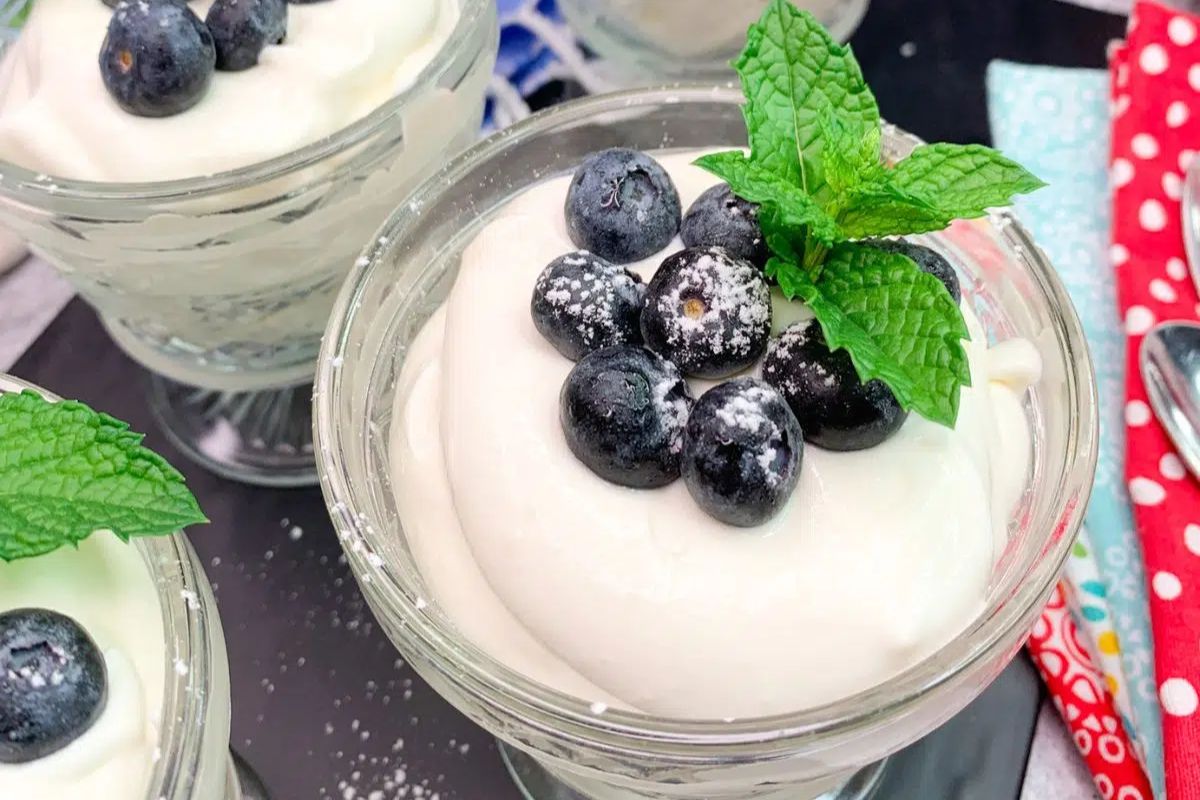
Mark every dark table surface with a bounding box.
[8,2,1128,798]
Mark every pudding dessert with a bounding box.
[382,1,1046,721]
[0,376,231,799]
[390,150,1042,718]
[0,0,495,485]
[317,6,1092,800]
[0,0,460,181]
[0,535,165,799]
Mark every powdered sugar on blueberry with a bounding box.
[531,251,645,361]
[641,246,771,379]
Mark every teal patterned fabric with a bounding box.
[987,60,1165,798]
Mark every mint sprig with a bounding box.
[772,244,972,425]
[696,0,1044,426]
[0,390,207,562]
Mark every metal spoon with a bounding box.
[1141,322,1200,481]
[1139,157,1200,482]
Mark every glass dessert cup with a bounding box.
[0,372,255,799]
[0,1,497,487]
[557,0,870,84]
[314,87,1098,800]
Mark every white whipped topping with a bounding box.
[390,151,1040,719]
[0,533,165,799]
[0,0,459,181]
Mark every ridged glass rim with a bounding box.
[314,85,1099,757]
[0,373,225,800]
[0,0,491,203]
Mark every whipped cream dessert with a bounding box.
[390,151,1041,719]
[0,0,459,181]
[0,533,166,799]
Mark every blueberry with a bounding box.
[681,378,803,527]
[531,251,645,361]
[681,184,768,267]
[560,346,694,488]
[763,321,908,451]
[206,0,287,72]
[99,1,216,118]
[565,148,681,264]
[865,238,961,304]
[0,609,107,764]
[641,246,771,379]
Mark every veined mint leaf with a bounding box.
[0,391,207,562]
[782,243,971,426]
[837,183,951,238]
[695,150,840,245]
[736,0,879,199]
[819,110,884,198]
[888,143,1047,218]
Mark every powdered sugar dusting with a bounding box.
[649,247,770,373]
[652,368,692,454]
[532,251,644,358]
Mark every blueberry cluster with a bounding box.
[98,0,318,118]
[0,609,107,764]
[531,149,964,527]
[530,148,799,526]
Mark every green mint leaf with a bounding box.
[765,255,812,299]
[736,0,879,199]
[887,143,1047,218]
[695,150,840,245]
[781,243,971,426]
[818,110,884,197]
[0,391,207,562]
[837,182,953,238]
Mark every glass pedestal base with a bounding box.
[147,375,317,487]
[230,750,271,800]
[498,741,886,800]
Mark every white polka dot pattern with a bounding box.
[1153,570,1183,600]
[1170,16,1198,46]
[1160,678,1199,717]
[1167,100,1190,127]
[1185,523,1200,556]
[1132,132,1160,158]
[1113,158,1136,187]
[1160,452,1187,480]
[1126,399,1153,426]
[1139,199,1168,231]
[1150,278,1178,302]
[1129,477,1167,505]
[1142,43,1170,75]
[1111,4,1200,794]
[1162,171,1183,199]
[1124,305,1156,335]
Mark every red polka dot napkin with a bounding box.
[1111,2,1200,797]
[1028,584,1153,798]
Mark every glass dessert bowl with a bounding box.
[0,0,497,487]
[0,373,249,800]
[314,86,1098,800]
[557,0,870,83]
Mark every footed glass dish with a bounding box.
[0,0,497,486]
[0,372,261,800]
[314,86,1098,800]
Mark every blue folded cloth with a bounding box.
[987,59,1164,798]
